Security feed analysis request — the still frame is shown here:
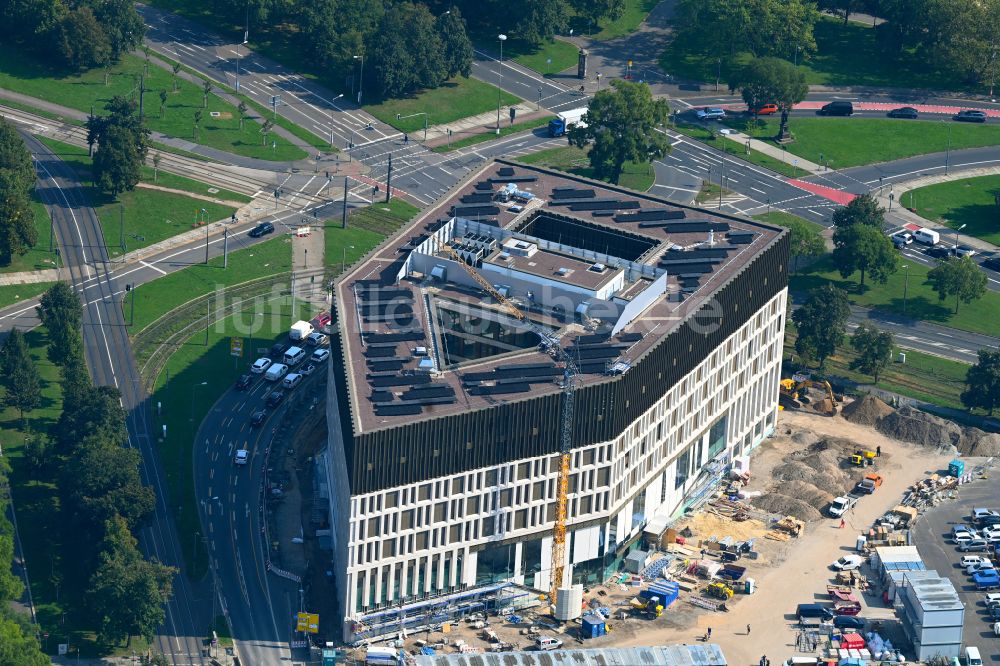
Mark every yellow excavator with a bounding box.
[779,375,839,416]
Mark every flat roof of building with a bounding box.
[334,160,783,434]
[411,644,728,666]
[903,571,964,612]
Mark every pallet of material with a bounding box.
[687,596,720,611]
[765,531,791,541]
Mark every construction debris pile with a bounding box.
[844,395,1000,455]
[752,435,881,521]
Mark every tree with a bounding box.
[202,79,212,108]
[53,384,128,456]
[93,124,142,196]
[87,516,176,647]
[55,6,111,70]
[506,0,568,45]
[89,0,146,62]
[792,284,850,369]
[193,110,203,140]
[673,0,819,62]
[0,457,25,604]
[780,216,826,272]
[3,354,41,419]
[0,170,37,264]
[849,324,894,383]
[171,61,181,91]
[962,349,1000,416]
[573,0,625,29]
[832,223,898,290]
[63,442,155,531]
[237,101,248,129]
[152,152,161,181]
[728,56,807,136]
[37,281,84,367]
[569,80,671,184]
[0,118,36,194]
[436,8,473,79]
[0,329,30,377]
[158,89,167,118]
[260,118,273,146]
[0,607,48,666]
[927,255,988,313]
[300,0,382,76]
[368,2,447,98]
[832,192,885,230]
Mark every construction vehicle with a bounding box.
[440,242,578,607]
[774,516,804,537]
[629,596,664,617]
[778,375,839,416]
[849,450,876,466]
[706,582,734,600]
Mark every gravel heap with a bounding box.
[960,428,1000,457]
[876,405,963,450]
[842,394,894,427]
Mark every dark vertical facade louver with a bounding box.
[334,230,789,495]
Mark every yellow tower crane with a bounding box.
[440,242,577,606]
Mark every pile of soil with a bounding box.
[876,406,962,450]
[960,428,1000,456]
[753,494,822,522]
[842,394,894,427]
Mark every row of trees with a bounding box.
[18,283,176,648]
[86,96,150,197]
[0,119,39,267]
[0,0,145,71]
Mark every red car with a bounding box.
[834,602,862,616]
[749,103,779,115]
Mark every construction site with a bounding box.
[326,390,997,664]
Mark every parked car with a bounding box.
[249,222,275,238]
[748,103,779,115]
[989,605,1000,620]
[962,555,991,568]
[983,592,1000,606]
[955,531,980,546]
[235,373,253,390]
[251,357,272,374]
[833,616,865,630]
[234,449,249,465]
[300,363,317,376]
[983,526,1000,542]
[250,410,267,427]
[311,348,331,364]
[696,107,727,120]
[832,555,865,571]
[887,107,918,119]
[953,524,978,538]
[975,570,1000,590]
[973,508,1000,521]
[966,561,997,575]
[269,343,287,359]
[954,110,988,123]
[797,603,835,622]
[961,538,991,552]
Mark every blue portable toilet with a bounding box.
[949,459,965,477]
[581,614,606,639]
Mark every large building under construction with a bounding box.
[323,160,789,643]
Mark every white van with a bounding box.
[264,363,288,382]
[283,346,306,366]
[535,637,562,651]
[965,646,982,666]
[282,373,302,390]
[913,228,940,245]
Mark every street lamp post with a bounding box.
[715,58,721,92]
[235,36,248,92]
[354,55,364,105]
[342,244,355,274]
[496,34,507,135]
[902,264,909,316]
[954,223,967,252]
[329,93,344,148]
[945,120,952,174]
[190,381,208,423]
[396,112,429,142]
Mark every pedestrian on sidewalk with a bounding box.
[746,624,751,635]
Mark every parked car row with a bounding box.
[950,509,1000,591]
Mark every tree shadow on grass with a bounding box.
[938,202,1000,245]
[875,296,954,324]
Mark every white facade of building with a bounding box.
[326,289,786,631]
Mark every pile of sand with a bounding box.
[842,394,894,427]
[960,428,1000,456]
[752,494,822,522]
[780,480,835,511]
[876,406,962,450]
[677,512,769,542]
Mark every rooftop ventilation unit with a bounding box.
[555,267,573,277]
[588,263,607,273]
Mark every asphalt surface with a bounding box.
[24,133,211,666]
[910,463,1000,653]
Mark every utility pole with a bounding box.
[205,225,210,264]
[205,300,210,346]
[385,154,393,203]
[342,177,348,228]
[496,34,507,134]
[223,228,229,268]
[119,205,125,255]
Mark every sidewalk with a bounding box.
[420,103,543,144]
[0,268,60,286]
[718,130,824,174]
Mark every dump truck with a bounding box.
[829,494,861,518]
[849,450,876,467]
[629,596,664,617]
[548,107,588,137]
[856,474,883,494]
[706,582,734,599]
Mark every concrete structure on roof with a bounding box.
[410,644,728,666]
[323,159,789,643]
[896,570,964,660]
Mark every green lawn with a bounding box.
[576,0,660,40]
[660,17,963,90]
[430,116,553,153]
[509,39,580,75]
[784,326,970,411]
[517,145,654,192]
[341,198,419,239]
[790,254,1000,337]
[721,117,1000,169]
[754,210,821,229]
[364,77,521,133]
[673,121,801,177]
[144,168,252,204]
[0,281,56,309]
[0,97,83,125]
[38,138,238,257]
[903,175,1000,246]
[0,195,58,274]
[0,48,306,161]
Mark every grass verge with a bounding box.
[517,145,654,192]
[672,121,801,177]
[430,116,553,153]
[575,0,660,40]
[150,140,218,163]
[38,137,238,258]
[0,281,56,309]
[364,77,521,133]
[785,326,970,411]
[790,254,1000,338]
[145,169,252,204]
[509,39,580,75]
[660,17,963,90]
[721,116,1000,169]
[0,48,306,161]
[0,98,83,125]
[902,175,1000,246]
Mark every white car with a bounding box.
[832,555,865,571]
[986,592,1000,606]
[968,561,997,575]
[306,331,328,346]
[982,526,1000,540]
[282,373,302,390]
[310,348,331,364]
[234,449,249,465]
[892,232,913,247]
[962,555,991,568]
[994,622,1000,637]
[251,357,272,374]
[696,107,727,120]
[954,530,980,545]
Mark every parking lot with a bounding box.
[911,462,1000,658]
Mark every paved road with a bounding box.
[910,465,1000,651]
[24,133,211,666]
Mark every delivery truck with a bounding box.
[548,107,588,137]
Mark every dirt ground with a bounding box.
[611,409,953,666]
